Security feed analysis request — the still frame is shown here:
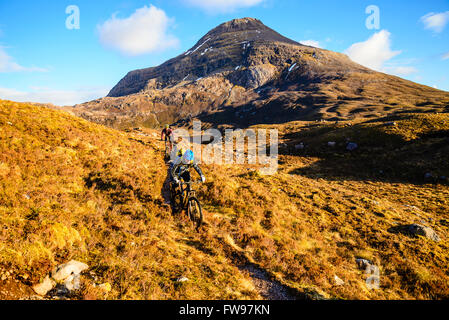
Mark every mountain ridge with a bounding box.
[72,18,449,129]
[106,17,308,98]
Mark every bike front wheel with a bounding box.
[187,197,203,231]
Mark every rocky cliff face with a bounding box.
[72,18,449,129]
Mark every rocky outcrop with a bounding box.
[32,260,89,297]
[388,224,441,242]
[406,224,440,242]
[234,64,278,89]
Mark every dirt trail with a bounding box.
[157,138,322,300]
[239,263,297,300]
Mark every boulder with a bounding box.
[32,275,55,296]
[51,260,89,282]
[407,224,440,242]
[388,224,440,242]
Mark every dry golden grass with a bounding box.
[197,162,449,299]
[194,113,449,299]
[1,99,448,300]
[0,100,261,300]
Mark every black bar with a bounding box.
[1,300,448,319]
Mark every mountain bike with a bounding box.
[170,180,203,231]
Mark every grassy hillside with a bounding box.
[0,100,261,300]
[1,99,448,300]
[196,113,449,299]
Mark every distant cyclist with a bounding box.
[170,148,205,187]
[161,124,174,154]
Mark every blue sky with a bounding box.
[0,0,448,105]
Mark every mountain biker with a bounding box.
[161,124,174,153]
[170,148,205,187]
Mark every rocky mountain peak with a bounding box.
[207,17,266,34]
[106,18,305,97]
[197,17,299,48]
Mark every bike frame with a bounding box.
[179,180,199,208]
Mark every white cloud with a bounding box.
[300,40,322,48]
[345,30,420,78]
[443,52,449,60]
[0,47,48,73]
[0,86,109,106]
[421,11,449,33]
[345,30,401,71]
[183,0,264,13]
[386,66,418,76]
[97,5,179,56]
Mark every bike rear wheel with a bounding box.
[187,197,203,230]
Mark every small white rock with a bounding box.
[51,260,88,281]
[176,277,189,283]
[334,275,345,286]
[33,275,55,296]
